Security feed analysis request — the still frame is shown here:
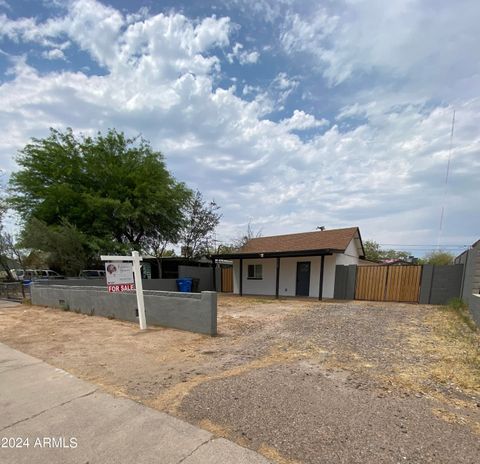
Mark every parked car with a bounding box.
[79,269,106,279]
[37,270,65,279]
[13,269,64,280]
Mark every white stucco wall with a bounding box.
[233,258,277,295]
[335,239,360,265]
[232,254,337,298]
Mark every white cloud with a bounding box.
[280,110,328,131]
[0,0,479,249]
[41,48,65,60]
[227,42,259,65]
[281,0,480,95]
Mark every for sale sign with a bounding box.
[108,283,135,293]
[105,262,134,292]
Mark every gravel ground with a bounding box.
[180,301,480,463]
[0,296,479,463]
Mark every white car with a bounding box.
[13,269,64,280]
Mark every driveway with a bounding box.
[0,296,479,463]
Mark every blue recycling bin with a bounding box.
[176,278,192,292]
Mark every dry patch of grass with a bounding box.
[431,408,480,436]
[381,305,480,411]
[257,444,303,464]
[409,307,479,392]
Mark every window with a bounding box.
[247,264,263,280]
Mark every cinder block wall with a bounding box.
[458,244,480,325]
[469,295,480,326]
[419,264,464,305]
[31,285,217,335]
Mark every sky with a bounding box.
[0,0,479,257]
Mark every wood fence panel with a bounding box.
[355,265,421,303]
[221,267,233,293]
[398,266,422,302]
[355,266,388,301]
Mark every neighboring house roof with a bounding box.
[212,227,364,259]
[380,258,416,265]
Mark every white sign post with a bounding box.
[101,251,147,330]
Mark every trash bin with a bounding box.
[191,278,200,293]
[176,278,192,292]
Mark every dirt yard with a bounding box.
[0,295,479,463]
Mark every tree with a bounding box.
[179,191,221,259]
[20,218,88,276]
[0,202,25,280]
[423,250,454,265]
[9,128,192,269]
[233,221,262,250]
[363,240,410,262]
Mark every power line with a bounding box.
[437,109,456,248]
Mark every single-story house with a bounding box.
[212,227,365,299]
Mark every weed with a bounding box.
[59,300,70,311]
[444,298,477,332]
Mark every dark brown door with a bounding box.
[296,262,311,296]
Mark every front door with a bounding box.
[296,261,311,296]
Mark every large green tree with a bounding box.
[9,128,191,268]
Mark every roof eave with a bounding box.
[211,248,343,260]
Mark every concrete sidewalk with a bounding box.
[0,342,271,464]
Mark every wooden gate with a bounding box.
[355,265,422,303]
[221,267,233,293]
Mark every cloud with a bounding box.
[227,42,259,65]
[41,48,65,60]
[0,0,479,250]
[280,110,328,131]
[280,0,480,95]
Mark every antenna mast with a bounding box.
[437,109,455,248]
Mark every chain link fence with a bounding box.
[0,282,31,302]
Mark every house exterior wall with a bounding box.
[232,253,339,298]
[278,256,321,298]
[335,239,360,265]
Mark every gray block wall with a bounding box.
[458,244,480,326]
[419,265,434,304]
[35,278,180,291]
[469,294,480,326]
[31,285,217,335]
[419,264,464,305]
[334,265,357,300]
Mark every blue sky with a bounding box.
[0,0,479,256]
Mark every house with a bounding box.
[211,227,365,299]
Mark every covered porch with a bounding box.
[211,249,341,300]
